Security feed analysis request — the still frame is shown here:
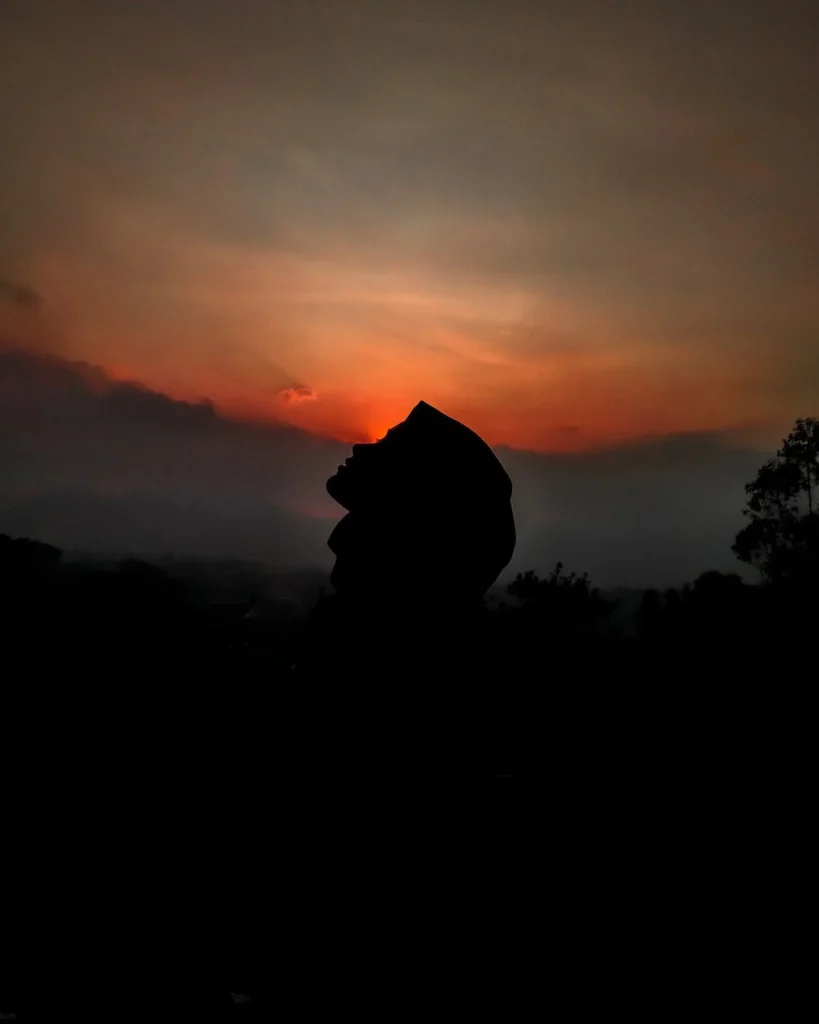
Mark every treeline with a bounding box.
[0,535,305,680]
[0,536,801,674]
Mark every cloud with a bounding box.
[0,347,343,518]
[498,430,764,585]
[279,386,316,403]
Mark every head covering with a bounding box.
[327,401,515,602]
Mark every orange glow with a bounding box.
[13,211,785,456]
[365,414,407,444]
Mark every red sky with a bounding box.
[2,1,818,453]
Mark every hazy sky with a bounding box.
[2,0,818,450]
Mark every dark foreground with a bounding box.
[2,672,810,1021]
[0,542,812,1018]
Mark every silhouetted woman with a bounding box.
[296,399,515,791]
[264,402,517,1014]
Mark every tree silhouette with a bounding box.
[733,417,819,582]
[506,562,614,635]
[0,533,61,577]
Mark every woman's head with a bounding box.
[326,402,515,601]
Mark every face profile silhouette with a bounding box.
[326,401,515,605]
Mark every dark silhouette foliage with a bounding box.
[733,417,819,582]
[506,562,615,636]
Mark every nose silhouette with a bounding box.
[351,442,376,458]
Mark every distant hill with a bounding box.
[0,490,335,571]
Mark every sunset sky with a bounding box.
[2,0,818,452]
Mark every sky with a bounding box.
[2,0,818,451]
